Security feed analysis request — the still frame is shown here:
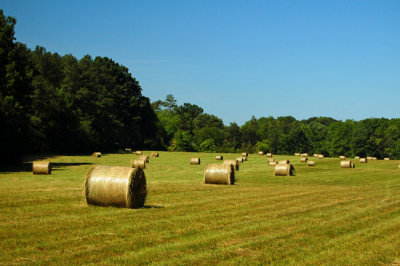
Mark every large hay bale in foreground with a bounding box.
[266,153,272,157]
[340,160,354,168]
[241,152,248,157]
[92,152,102,158]
[131,159,146,169]
[339,155,346,160]
[216,155,223,160]
[135,151,143,155]
[307,161,315,166]
[274,163,294,176]
[236,157,244,163]
[300,157,308,162]
[151,152,159,157]
[224,160,239,171]
[258,151,264,155]
[384,157,390,161]
[32,161,51,175]
[139,155,150,163]
[278,159,290,164]
[203,164,234,185]
[85,165,146,208]
[360,158,368,163]
[190,158,201,165]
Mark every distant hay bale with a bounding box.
[274,163,295,176]
[354,156,360,159]
[32,161,51,175]
[318,154,324,159]
[307,161,315,166]
[384,157,390,161]
[313,154,318,158]
[339,156,346,160]
[242,156,248,161]
[340,160,354,168]
[269,161,277,166]
[216,155,223,160]
[372,157,377,160]
[266,153,272,157]
[360,158,368,163]
[203,164,234,185]
[151,152,159,157]
[190,158,201,165]
[268,158,275,163]
[92,152,102,158]
[241,152,248,157]
[224,160,239,171]
[139,155,150,163]
[125,148,132,153]
[236,157,244,163]
[301,153,308,157]
[367,156,373,160]
[135,151,143,155]
[278,160,290,164]
[300,157,308,162]
[295,153,300,156]
[258,151,264,155]
[85,165,146,208]
[131,159,146,169]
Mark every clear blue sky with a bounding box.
[2,0,400,125]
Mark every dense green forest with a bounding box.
[2,10,400,163]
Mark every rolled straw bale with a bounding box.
[384,157,390,161]
[339,156,346,160]
[216,155,223,160]
[266,153,272,157]
[269,161,277,166]
[139,155,150,163]
[301,153,308,157]
[295,153,300,156]
[300,157,308,162]
[241,152,248,157]
[354,156,360,159]
[242,156,248,161]
[340,160,353,168]
[32,161,51,175]
[278,160,290,164]
[190,158,201,165]
[85,165,146,208]
[135,151,143,155]
[92,152,102,158]
[274,163,294,176]
[151,152,159,157]
[224,160,239,171]
[372,157,377,160]
[360,158,368,163]
[313,154,318,158]
[236,157,244,163]
[307,161,315,166]
[258,151,264,155]
[367,156,373,160]
[125,148,132,153]
[203,164,234,185]
[268,158,275,163]
[131,159,146,169]
[318,154,324,159]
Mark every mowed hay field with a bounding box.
[1,153,400,264]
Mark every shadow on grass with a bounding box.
[141,205,164,209]
[0,162,92,173]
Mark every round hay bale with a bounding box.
[203,164,234,185]
[384,157,390,161]
[236,157,244,163]
[339,155,346,160]
[300,157,308,162]
[85,165,146,208]
[135,151,143,155]
[32,161,51,175]
[360,158,368,163]
[258,151,264,155]
[295,153,300,156]
[301,153,308,157]
[318,154,324,159]
[190,158,201,165]
[131,159,146,169]
[340,160,353,168]
[125,148,132,153]
[92,152,102,158]
[372,157,377,160]
[242,156,248,161]
[241,152,248,157]
[307,161,315,166]
[224,160,239,171]
[354,156,360,159]
[269,161,277,166]
[367,156,373,160]
[216,155,223,160]
[151,152,159,157]
[139,155,150,163]
[268,158,275,163]
[266,153,272,157]
[313,154,318,158]
[278,159,290,164]
[274,163,294,176]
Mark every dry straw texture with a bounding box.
[32,161,51,175]
[266,153,272,157]
[318,154,324,159]
[236,157,243,163]
[190,158,200,165]
[307,161,315,166]
[135,151,143,155]
[216,155,223,160]
[258,151,264,155]
[241,152,248,157]
[300,157,308,162]
[339,156,346,160]
[92,152,102,158]
[85,165,147,208]
[384,158,390,161]
[360,158,368,163]
[131,159,146,169]
[139,155,150,163]
[340,161,354,168]
[224,160,239,171]
[203,164,234,185]
[274,163,295,176]
[151,152,159,157]
[279,160,290,164]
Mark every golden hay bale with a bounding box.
[295,153,300,156]
[360,158,368,163]
[367,156,373,160]
[32,161,51,175]
[269,161,277,166]
[384,157,390,161]
[274,163,294,176]
[258,151,264,155]
[301,153,308,157]
[151,152,159,157]
[354,156,360,159]
[300,157,308,162]
[242,156,248,161]
[339,155,346,160]
[203,164,234,185]
[131,159,146,169]
[92,152,102,158]
[278,160,290,164]
[125,148,132,153]
[266,153,272,157]
[139,155,150,163]
[318,154,324,159]
[307,161,315,166]
[268,158,275,163]
[85,165,146,208]
[313,154,318,158]
[135,151,143,155]
[190,158,201,165]
[216,155,223,160]
[236,157,244,163]
[340,160,354,168]
[224,160,239,171]
[372,157,377,160]
[241,152,248,157]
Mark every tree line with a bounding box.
[2,10,400,163]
